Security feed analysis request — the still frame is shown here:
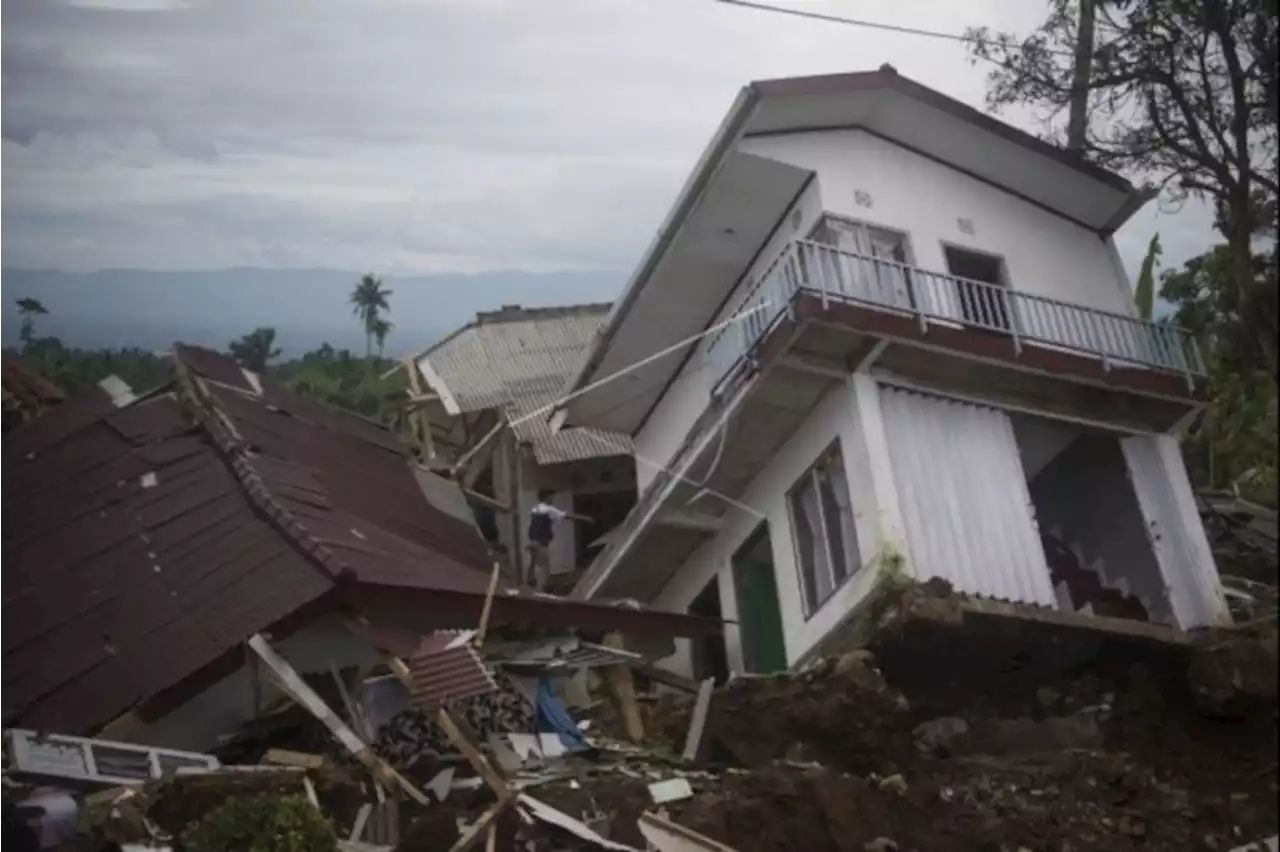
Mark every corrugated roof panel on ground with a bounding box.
[407,634,497,706]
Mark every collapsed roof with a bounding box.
[415,303,633,465]
[2,346,715,736]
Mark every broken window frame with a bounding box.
[788,441,861,616]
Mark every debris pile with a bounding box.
[4,583,1277,852]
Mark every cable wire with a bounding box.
[714,0,1076,58]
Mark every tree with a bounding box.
[349,274,393,358]
[228,327,282,373]
[968,0,1278,376]
[371,317,393,359]
[15,297,49,346]
[1133,232,1163,320]
[1160,243,1278,503]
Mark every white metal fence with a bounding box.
[706,240,1205,392]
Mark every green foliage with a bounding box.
[1161,245,1279,505]
[229,327,283,372]
[15,296,50,344]
[7,338,172,396]
[1133,232,1162,321]
[179,794,336,852]
[272,343,407,422]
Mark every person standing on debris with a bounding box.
[527,489,591,591]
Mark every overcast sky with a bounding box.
[3,0,1217,279]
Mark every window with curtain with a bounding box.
[789,442,861,614]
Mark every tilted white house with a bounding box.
[551,67,1229,681]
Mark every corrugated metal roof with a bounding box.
[405,632,497,706]
[416,304,634,465]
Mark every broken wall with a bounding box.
[1028,433,1174,624]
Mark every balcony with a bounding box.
[706,240,1206,411]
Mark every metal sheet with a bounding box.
[880,385,1056,607]
[1121,434,1229,628]
[415,305,633,464]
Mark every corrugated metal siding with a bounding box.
[417,306,633,464]
[880,386,1057,607]
[1121,435,1228,628]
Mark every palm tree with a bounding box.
[349,274,392,358]
[371,317,393,359]
[15,297,49,346]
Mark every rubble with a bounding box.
[5,583,1277,852]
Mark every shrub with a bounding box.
[179,794,336,852]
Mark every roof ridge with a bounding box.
[172,354,351,589]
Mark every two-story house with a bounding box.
[551,67,1229,681]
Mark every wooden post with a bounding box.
[603,632,644,744]
[475,561,502,648]
[505,431,525,585]
[403,359,436,460]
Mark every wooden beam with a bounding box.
[603,632,644,744]
[447,798,513,852]
[453,418,506,483]
[462,488,511,514]
[681,679,715,762]
[384,656,510,799]
[247,635,429,805]
[505,431,525,583]
[475,561,503,647]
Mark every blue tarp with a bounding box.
[535,677,588,749]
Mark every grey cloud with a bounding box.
[2,0,1217,277]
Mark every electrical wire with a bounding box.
[714,0,1077,58]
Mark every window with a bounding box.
[789,443,860,614]
[809,217,914,309]
[943,245,1012,331]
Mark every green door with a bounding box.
[732,524,788,673]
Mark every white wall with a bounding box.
[653,376,903,676]
[632,179,825,497]
[634,129,1138,502]
[737,129,1137,316]
[136,615,379,753]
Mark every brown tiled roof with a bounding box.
[2,354,65,422]
[3,345,716,736]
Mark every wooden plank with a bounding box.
[637,811,739,852]
[681,678,715,762]
[475,561,502,647]
[603,633,644,744]
[349,803,373,842]
[263,749,326,771]
[384,655,510,799]
[447,798,513,852]
[247,635,429,805]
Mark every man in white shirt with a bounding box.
[527,489,591,591]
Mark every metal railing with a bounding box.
[705,240,1206,391]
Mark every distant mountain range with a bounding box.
[1,267,624,359]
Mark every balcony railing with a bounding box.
[706,240,1206,392]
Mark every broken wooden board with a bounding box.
[681,678,715,762]
[247,634,428,805]
[637,812,740,852]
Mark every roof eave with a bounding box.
[552,82,764,423]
